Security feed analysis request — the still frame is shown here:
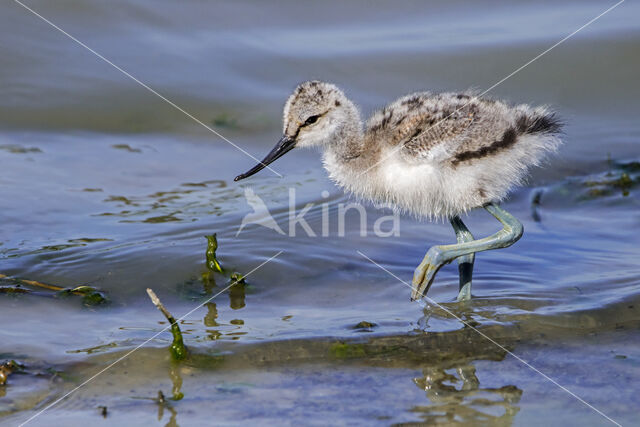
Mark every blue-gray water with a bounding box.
[1,0,639,425]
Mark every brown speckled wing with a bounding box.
[366,93,515,163]
[400,107,477,159]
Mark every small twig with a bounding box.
[20,278,64,291]
[0,274,62,291]
[146,288,187,360]
[1,273,103,295]
[147,289,177,324]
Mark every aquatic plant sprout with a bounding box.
[147,289,188,361]
[16,251,283,426]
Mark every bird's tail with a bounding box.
[516,108,563,136]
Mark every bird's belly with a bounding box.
[326,152,486,219]
[374,159,446,217]
[369,157,488,219]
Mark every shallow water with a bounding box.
[1,0,640,425]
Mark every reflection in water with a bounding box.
[204,303,219,327]
[411,362,522,425]
[411,303,522,423]
[156,396,179,427]
[201,271,216,295]
[417,304,482,332]
[179,236,247,342]
[205,302,222,341]
[203,298,245,341]
[169,362,184,401]
[152,364,183,427]
[229,282,246,310]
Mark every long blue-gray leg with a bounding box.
[451,216,475,302]
[411,203,523,301]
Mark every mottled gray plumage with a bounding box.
[367,91,561,168]
[271,81,562,219]
[235,81,563,301]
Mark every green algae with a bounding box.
[329,342,367,359]
[169,323,188,361]
[205,234,224,273]
[0,274,108,306]
[211,112,239,129]
[572,159,640,201]
[67,238,113,244]
[147,289,188,361]
[111,143,141,153]
[0,360,24,385]
[353,321,377,330]
[57,286,108,307]
[0,285,31,294]
[229,272,245,284]
[103,195,137,205]
[143,214,182,223]
[180,233,237,298]
[68,342,118,355]
[0,144,42,154]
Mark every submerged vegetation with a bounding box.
[110,143,141,153]
[211,112,239,129]
[147,288,188,361]
[0,274,108,306]
[92,180,231,224]
[144,235,249,363]
[2,138,638,423]
[0,360,23,386]
[530,158,640,220]
[205,234,224,274]
[0,144,42,154]
[576,159,639,200]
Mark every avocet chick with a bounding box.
[235,81,562,301]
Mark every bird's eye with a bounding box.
[304,115,320,125]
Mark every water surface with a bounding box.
[1,0,639,425]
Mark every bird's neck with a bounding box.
[321,106,374,187]
[324,100,366,162]
[326,130,364,161]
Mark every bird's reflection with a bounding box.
[412,303,522,423]
[417,303,484,331]
[411,362,522,425]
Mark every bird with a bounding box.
[235,81,562,301]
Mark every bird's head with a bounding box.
[235,81,359,181]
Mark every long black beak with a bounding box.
[234,135,296,181]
